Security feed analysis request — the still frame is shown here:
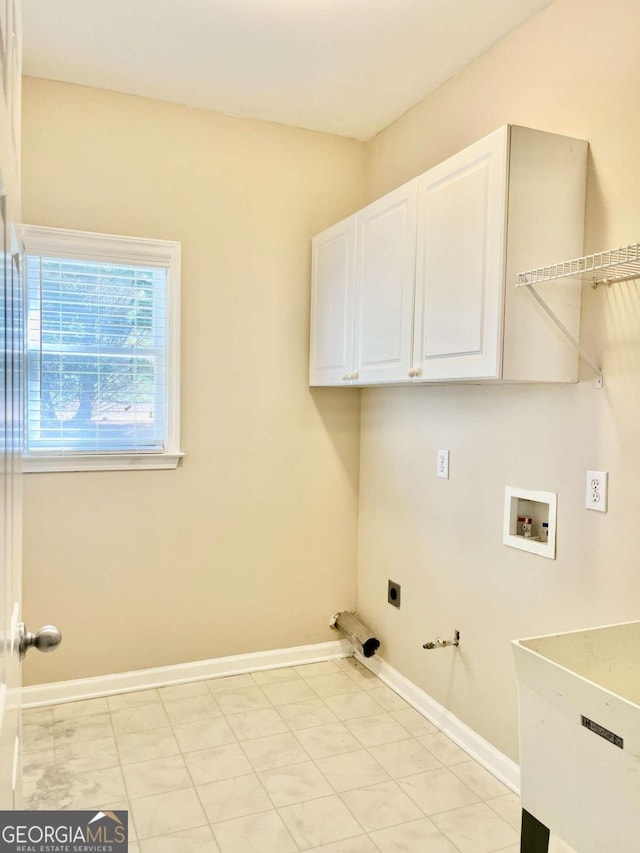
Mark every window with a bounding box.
[22,226,182,471]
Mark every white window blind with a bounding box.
[22,227,182,471]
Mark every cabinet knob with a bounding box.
[408,368,421,378]
[342,373,350,381]
[349,372,359,381]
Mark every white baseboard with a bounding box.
[22,639,353,709]
[355,650,521,796]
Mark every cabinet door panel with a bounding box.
[354,181,417,384]
[309,217,356,385]
[414,127,508,380]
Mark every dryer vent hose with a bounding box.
[331,610,380,658]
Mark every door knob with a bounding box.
[18,623,62,660]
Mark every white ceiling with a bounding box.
[22,0,552,141]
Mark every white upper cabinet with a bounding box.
[309,182,417,386]
[309,216,356,386]
[309,124,588,387]
[413,127,508,381]
[354,181,417,384]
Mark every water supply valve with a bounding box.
[423,629,460,650]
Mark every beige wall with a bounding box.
[21,78,365,686]
[358,0,640,759]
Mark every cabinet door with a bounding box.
[413,126,509,380]
[309,216,356,386]
[353,181,417,384]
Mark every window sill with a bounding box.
[22,452,184,473]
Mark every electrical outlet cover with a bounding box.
[387,580,401,608]
[437,449,449,479]
[586,470,608,512]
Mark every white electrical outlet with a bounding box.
[437,449,449,479]
[586,470,608,512]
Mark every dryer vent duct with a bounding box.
[331,611,380,658]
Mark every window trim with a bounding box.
[21,225,182,473]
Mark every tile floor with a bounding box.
[21,657,574,853]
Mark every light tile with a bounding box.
[307,674,362,698]
[370,817,457,852]
[129,844,141,853]
[295,722,361,759]
[431,802,518,852]
[117,727,180,765]
[141,825,220,853]
[399,767,480,815]
[22,722,55,753]
[215,686,272,715]
[23,748,55,776]
[24,764,76,810]
[123,754,192,799]
[345,712,412,747]
[131,787,207,840]
[53,713,113,746]
[52,698,109,720]
[306,837,378,853]
[22,707,53,726]
[225,708,288,741]
[340,662,379,688]
[251,667,302,685]
[241,732,310,772]
[108,690,161,711]
[197,774,272,823]
[315,749,389,792]
[279,794,363,849]
[159,681,210,702]
[368,737,443,778]
[486,793,521,831]
[276,699,338,731]
[364,685,408,711]
[333,658,357,671]
[260,680,317,706]
[417,732,471,765]
[294,661,342,679]
[26,660,521,853]
[212,810,296,853]
[258,760,333,806]
[172,717,237,753]
[112,703,170,736]
[324,692,383,721]
[340,780,423,831]
[162,694,222,726]
[207,674,255,694]
[184,743,253,785]
[55,735,120,773]
[391,707,438,736]
[449,760,511,800]
[67,766,128,810]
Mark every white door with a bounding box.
[0,0,61,808]
[0,0,23,808]
[309,216,356,386]
[413,126,509,381]
[353,181,417,384]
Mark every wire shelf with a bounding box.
[517,242,640,288]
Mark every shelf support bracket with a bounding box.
[522,283,603,389]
